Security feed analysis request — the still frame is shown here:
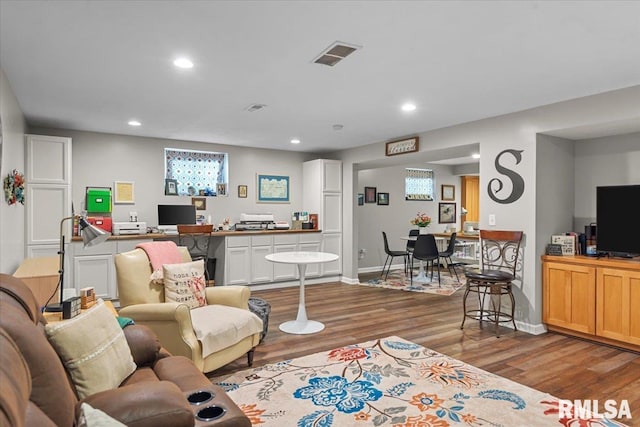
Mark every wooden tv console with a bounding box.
[542,255,640,352]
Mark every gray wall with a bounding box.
[357,163,460,271]
[29,128,317,228]
[0,68,27,273]
[573,132,640,231]
[337,85,640,334]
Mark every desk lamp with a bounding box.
[44,215,111,312]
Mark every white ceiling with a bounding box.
[1,1,639,154]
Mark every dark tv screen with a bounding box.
[596,185,640,256]
[157,204,196,226]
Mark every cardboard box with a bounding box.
[86,216,112,232]
[86,188,112,213]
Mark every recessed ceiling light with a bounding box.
[173,57,194,69]
[128,120,141,126]
[472,153,480,159]
[401,103,416,112]
[291,139,301,144]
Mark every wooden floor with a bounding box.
[209,272,640,425]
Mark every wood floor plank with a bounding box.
[209,276,639,425]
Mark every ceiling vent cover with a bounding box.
[313,41,360,66]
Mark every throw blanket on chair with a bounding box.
[136,241,184,281]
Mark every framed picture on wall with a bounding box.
[441,184,455,201]
[439,202,456,223]
[238,185,248,198]
[164,179,178,196]
[364,187,377,203]
[377,192,389,205]
[191,197,206,210]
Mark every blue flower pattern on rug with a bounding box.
[293,375,383,413]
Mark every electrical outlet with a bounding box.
[489,214,496,226]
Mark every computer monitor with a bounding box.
[157,205,196,233]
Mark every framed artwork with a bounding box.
[216,183,227,196]
[385,136,419,156]
[238,184,248,198]
[441,184,455,201]
[364,186,377,203]
[257,174,290,203]
[114,181,134,204]
[439,202,456,224]
[358,193,364,206]
[164,179,178,196]
[191,197,206,210]
[377,192,389,205]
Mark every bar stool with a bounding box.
[460,229,523,337]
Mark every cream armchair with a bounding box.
[114,247,262,373]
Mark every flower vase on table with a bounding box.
[410,212,431,233]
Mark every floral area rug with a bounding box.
[360,271,464,296]
[213,337,626,426]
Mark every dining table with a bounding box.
[401,234,445,283]
[264,251,339,334]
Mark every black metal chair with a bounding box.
[410,234,441,287]
[460,229,523,337]
[438,232,460,281]
[381,231,409,280]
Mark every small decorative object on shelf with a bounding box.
[410,212,431,233]
[3,169,25,205]
[62,297,82,319]
[80,287,96,309]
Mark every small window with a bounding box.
[405,168,434,201]
[164,148,228,196]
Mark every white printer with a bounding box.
[113,222,147,235]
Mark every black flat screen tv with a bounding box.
[157,204,196,226]
[596,185,640,257]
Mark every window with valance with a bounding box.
[405,168,434,201]
[164,148,228,196]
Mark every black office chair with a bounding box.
[381,231,409,280]
[410,234,441,287]
[438,232,460,281]
[177,224,214,284]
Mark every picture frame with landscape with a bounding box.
[439,202,456,224]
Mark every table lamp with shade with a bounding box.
[44,215,111,312]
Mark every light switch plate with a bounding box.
[489,214,496,226]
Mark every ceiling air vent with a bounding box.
[313,42,360,67]
[245,103,267,112]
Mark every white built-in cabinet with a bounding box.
[221,232,325,286]
[71,238,154,299]
[303,159,342,276]
[25,134,73,271]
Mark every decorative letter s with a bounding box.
[487,149,525,204]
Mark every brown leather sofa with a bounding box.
[0,273,250,427]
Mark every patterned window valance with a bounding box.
[165,148,228,196]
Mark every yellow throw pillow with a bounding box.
[163,259,207,308]
[45,299,136,399]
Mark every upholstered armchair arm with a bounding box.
[79,381,194,427]
[204,285,250,309]
[118,303,205,370]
